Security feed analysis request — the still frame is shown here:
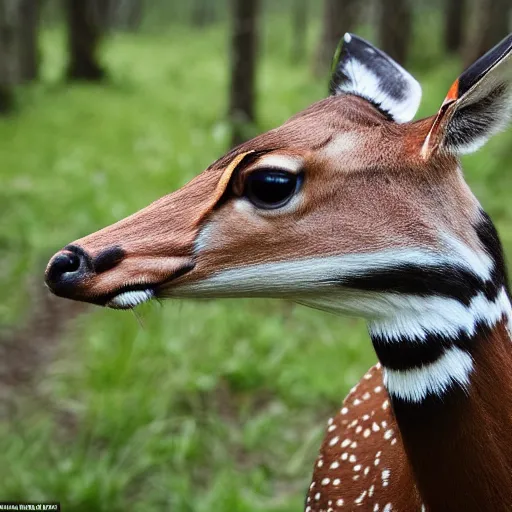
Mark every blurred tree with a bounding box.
[191,0,216,27]
[464,0,510,66]
[444,0,466,54]
[229,0,260,147]
[105,0,143,31]
[291,0,308,63]
[124,0,143,30]
[65,0,109,81]
[378,0,412,65]
[0,0,22,112]
[19,0,40,80]
[314,0,358,76]
[0,0,39,112]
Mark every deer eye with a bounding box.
[244,170,302,209]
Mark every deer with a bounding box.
[45,33,512,511]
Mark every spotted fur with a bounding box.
[306,364,422,511]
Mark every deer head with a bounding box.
[46,34,512,329]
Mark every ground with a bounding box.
[1,19,512,512]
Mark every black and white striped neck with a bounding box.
[369,288,511,404]
[366,211,512,404]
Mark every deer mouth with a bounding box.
[105,286,155,309]
[103,263,196,310]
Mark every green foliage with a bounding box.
[2,18,512,512]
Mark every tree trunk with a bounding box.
[378,0,412,65]
[464,0,510,66]
[228,0,260,147]
[444,0,467,54]
[0,0,22,113]
[314,0,359,76]
[291,0,308,63]
[125,0,143,30]
[65,0,108,81]
[19,0,40,81]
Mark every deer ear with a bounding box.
[423,34,512,157]
[330,33,422,123]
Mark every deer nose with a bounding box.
[50,251,81,274]
[45,246,91,294]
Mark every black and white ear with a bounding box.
[330,33,422,123]
[423,34,512,157]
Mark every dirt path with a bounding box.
[0,281,87,390]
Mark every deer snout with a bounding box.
[45,245,97,300]
[45,239,197,309]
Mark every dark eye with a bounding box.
[244,170,302,209]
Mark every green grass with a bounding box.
[1,19,512,512]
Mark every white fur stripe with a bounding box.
[334,34,422,123]
[108,289,153,309]
[337,58,421,123]
[178,244,512,342]
[440,232,493,282]
[369,288,512,342]
[383,347,474,402]
[183,245,491,297]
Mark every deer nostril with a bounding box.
[52,252,81,274]
[45,246,91,293]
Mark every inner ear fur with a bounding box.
[423,34,512,157]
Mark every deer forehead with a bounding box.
[230,100,433,181]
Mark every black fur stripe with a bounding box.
[330,33,407,122]
[335,263,494,306]
[363,211,509,396]
[373,335,449,370]
[458,34,512,98]
[384,318,503,409]
[331,210,507,305]
[372,320,496,371]
[475,210,510,296]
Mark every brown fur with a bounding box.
[399,320,512,511]
[45,91,512,510]
[307,320,512,511]
[47,95,483,300]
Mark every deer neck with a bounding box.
[367,213,512,511]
